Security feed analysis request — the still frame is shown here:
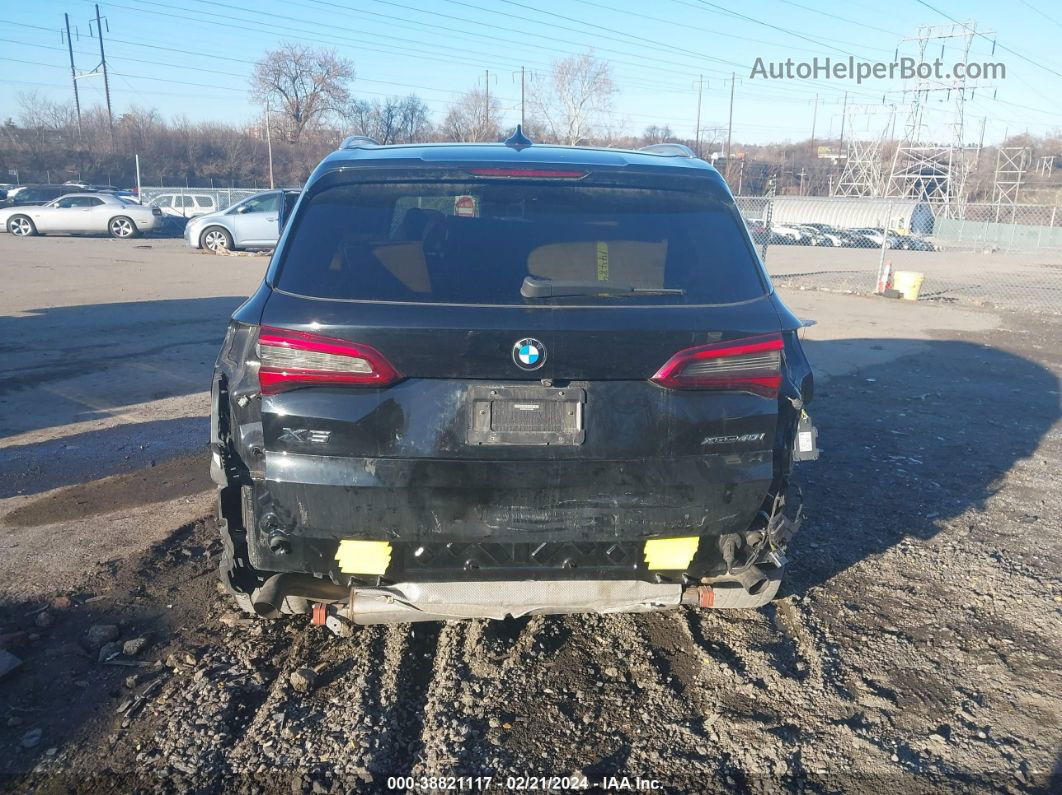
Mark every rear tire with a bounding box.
[201,226,233,254]
[8,215,36,237]
[109,216,138,238]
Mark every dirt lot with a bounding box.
[0,235,1060,792]
[765,243,1062,314]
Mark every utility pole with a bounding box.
[809,93,818,153]
[694,74,703,157]
[520,66,525,127]
[838,90,847,156]
[974,115,987,170]
[265,102,275,190]
[93,4,113,132]
[725,72,735,181]
[484,70,490,135]
[64,14,83,139]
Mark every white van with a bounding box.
[149,193,218,218]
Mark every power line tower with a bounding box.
[62,14,83,139]
[89,4,114,132]
[832,104,895,197]
[885,21,994,216]
[993,146,1030,222]
[1037,155,1055,177]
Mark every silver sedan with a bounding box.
[3,193,162,238]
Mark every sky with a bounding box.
[2,0,1062,148]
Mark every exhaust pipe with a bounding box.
[252,573,349,618]
[681,574,781,609]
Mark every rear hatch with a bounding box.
[252,166,783,579]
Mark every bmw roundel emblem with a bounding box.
[512,337,546,371]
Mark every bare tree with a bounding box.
[117,106,162,154]
[345,95,432,144]
[528,53,616,145]
[17,91,76,132]
[440,87,501,142]
[251,44,354,143]
[396,95,432,142]
[642,124,676,145]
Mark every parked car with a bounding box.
[850,227,902,249]
[770,223,810,244]
[3,192,163,238]
[796,227,873,248]
[150,192,218,218]
[209,133,816,626]
[793,225,836,246]
[892,234,935,251]
[0,184,81,210]
[185,189,299,252]
[745,218,769,245]
[106,189,142,204]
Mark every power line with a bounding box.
[464,0,743,68]
[774,0,901,37]
[88,0,558,77]
[111,0,777,101]
[1017,0,1062,30]
[324,0,893,108]
[2,23,529,99]
[0,36,710,126]
[915,0,1062,80]
[672,0,893,58]
[295,0,703,91]
[304,0,697,93]
[569,0,848,57]
[200,0,726,79]
[93,0,890,108]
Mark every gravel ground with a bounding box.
[1,305,1059,792]
[763,245,1062,315]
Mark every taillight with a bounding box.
[651,333,784,397]
[255,327,401,395]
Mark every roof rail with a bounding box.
[340,135,380,150]
[639,143,696,158]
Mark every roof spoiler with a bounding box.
[639,143,697,158]
[339,135,380,150]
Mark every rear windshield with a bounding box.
[275,182,766,305]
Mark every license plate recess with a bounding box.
[467,385,586,446]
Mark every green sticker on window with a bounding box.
[596,241,609,281]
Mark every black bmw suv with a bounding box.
[210,131,815,628]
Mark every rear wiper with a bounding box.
[520,276,685,299]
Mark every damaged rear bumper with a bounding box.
[246,451,775,584]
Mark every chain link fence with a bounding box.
[734,196,1062,315]
[137,187,265,216]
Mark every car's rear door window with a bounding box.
[275,182,766,305]
[240,194,279,214]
